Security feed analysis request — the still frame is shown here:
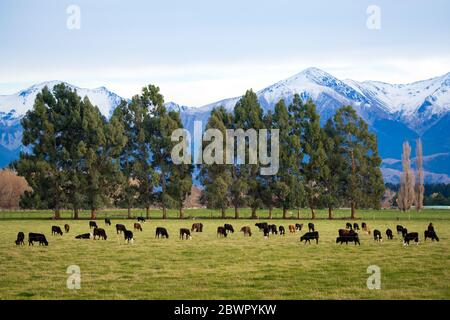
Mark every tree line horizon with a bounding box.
[13,83,390,220]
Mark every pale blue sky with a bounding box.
[1,0,449,106]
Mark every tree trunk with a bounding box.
[351,201,356,219]
[328,207,333,219]
[221,207,226,219]
[179,207,184,219]
[251,207,257,219]
[127,206,131,219]
[146,206,150,219]
[310,207,316,220]
[297,208,300,219]
[162,206,167,219]
[90,208,97,220]
[53,209,61,220]
[282,207,287,219]
[268,207,273,219]
[73,208,79,220]
[234,205,239,219]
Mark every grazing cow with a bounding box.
[424,230,439,242]
[269,224,278,235]
[346,222,353,229]
[279,226,285,235]
[124,230,134,243]
[105,218,111,226]
[255,222,268,231]
[240,226,252,237]
[217,226,227,238]
[116,224,126,234]
[155,227,169,239]
[134,223,142,232]
[300,231,319,244]
[353,223,360,231]
[336,234,360,245]
[89,221,98,229]
[180,228,191,240]
[191,223,203,232]
[289,225,296,233]
[224,224,234,234]
[64,224,70,233]
[51,226,63,236]
[295,223,303,231]
[137,217,146,223]
[427,223,435,233]
[403,232,419,245]
[401,228,408,238]
[263,226,270,238]
[75,233,90,239]
[308,223,315,232]
[373,229,382,242]
[15,232,25,245]
[93,228,107,240]
[396,225,404,235]
[28,233,48,246]
[386,229,394,240]
[338,229,356,237]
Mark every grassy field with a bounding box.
[0,209,449,300]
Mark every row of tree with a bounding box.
[14,84,385,219]
[199,91,384,219]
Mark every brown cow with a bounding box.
[289,225,296,233]
[240,226,252,237]
[217,226,227,238]
[134,223,142,232]
[191,223,203,232]
[64,224,70,233]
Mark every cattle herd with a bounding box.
[14,218,440,247]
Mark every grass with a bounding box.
[0,209,449,300]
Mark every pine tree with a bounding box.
[199,107,233,218]
[398,141,415,212]
[331,106,384,219]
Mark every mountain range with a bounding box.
[1,67,449,183]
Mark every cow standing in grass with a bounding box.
[15,232,25,245]
[64,224,70,233]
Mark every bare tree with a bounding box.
[415,138,424,211]
[0,169,31,209]
[397,141,415,211]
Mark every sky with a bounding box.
[0,0,449,107]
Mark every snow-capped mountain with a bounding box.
[1,68,449,183]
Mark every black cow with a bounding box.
[89,221,98,229]
[64,224,70,233]
[346,222,353,229]
[308,223,315,232]
[353,223,360,231]
[401,228,408,238]
[255,222,268,231]
[93,228,107,240]
[180,228,191,240]
[396,225,404,235]
[386,229,394,240]
[295,223,303,231]
[338,229,356,237]
[15,232,25,245]
[105,218,111,226]
[424,230,439,242]
[427,223,435,233]
[403,232,419,245]
[217,226,227,238]
[279,226,285,235]
[269,224,278,235]
[336,234,360,245]
[224,224,234,233]
[51,226,63,236]
[155,227,169,239]
[124,230,134,243]
[28,233,48,246]
[373,229,382,242]
[75,233,90,239]
[116,224,126,234]
[137,217,146,223]
[300,231,319,244]
[362,222,367,229]
[263,226,270,238]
